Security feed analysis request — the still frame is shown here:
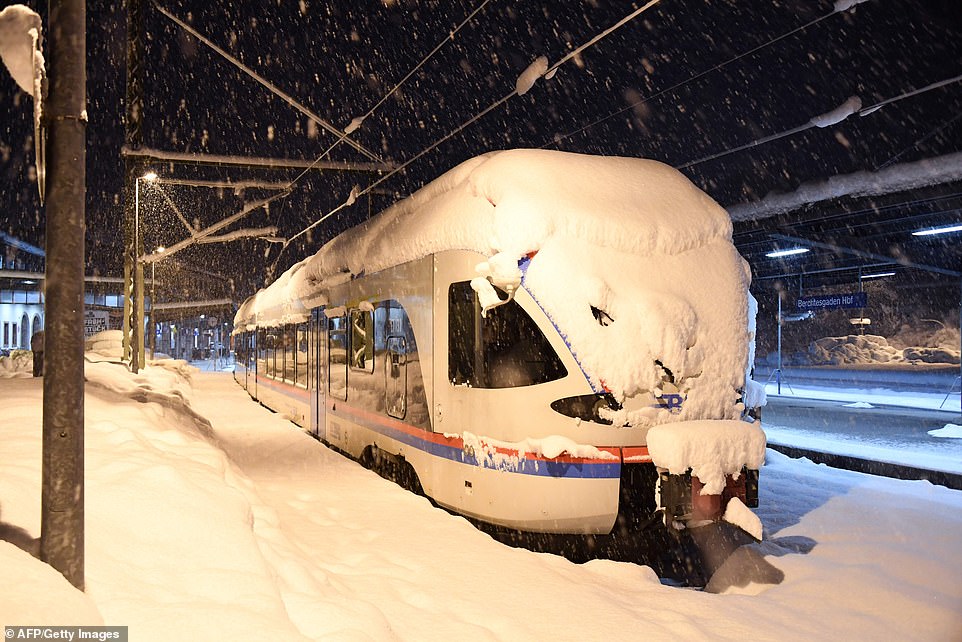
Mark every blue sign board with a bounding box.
[796,292,867,311]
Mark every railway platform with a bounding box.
[756,366,962,490]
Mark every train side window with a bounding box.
[271,329,280,379]
[448,281,567,389]
[350,309,374,373]
[386,336,407,419]
[295,323,308,388]
[268,329,279,378]
[328,314,348,400]
[283,324,296,384]
[257,329,267,376]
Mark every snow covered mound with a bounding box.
[808,334,960,366]
[0,541,103,626]
[0,349,32,378]
[809,334,902,365]
[928,424,962,439]
[85,329,124,360]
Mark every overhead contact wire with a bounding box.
[287,0,663,244]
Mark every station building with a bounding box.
[0,232,235,362]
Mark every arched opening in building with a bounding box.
[20,314,29,348]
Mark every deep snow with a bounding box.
[2,358,961,640]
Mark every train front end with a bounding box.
[440,150,765,545]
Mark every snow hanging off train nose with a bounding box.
[523,234,751,425]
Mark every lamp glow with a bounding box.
[765,248,810,258]
[860,271,895,280]
[141,171,158,182]
[912,224,962,237]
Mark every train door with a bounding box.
[432,253,479,439]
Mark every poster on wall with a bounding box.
[84,309,110,337]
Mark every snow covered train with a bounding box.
[232,149,765,543]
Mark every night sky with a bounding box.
[2,0,960,298]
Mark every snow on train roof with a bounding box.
[237,148,731,326]
[237,149,752,422]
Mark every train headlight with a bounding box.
[550,393,621,424]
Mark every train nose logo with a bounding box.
[659,393,684,413]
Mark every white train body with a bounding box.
[233,150,763,535]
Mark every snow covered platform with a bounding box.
[2,366,962,639]
[756,364,960,399]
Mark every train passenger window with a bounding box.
[350,309,374,373]
[328,314,348,400]
[386,336,406,419]
[448,281,567,389]
[284,324,296,384]
[295,323,308,388]
[257,329,268,376]
[268,330,280,378]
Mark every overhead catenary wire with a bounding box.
[543,2,856,151]
[858,72,962,117]
[264,0,495,259]
[677,72,962,170]
[874,111,962,171]
[344,0,495,137]
[153,2,386,164]
[284,0,663,248]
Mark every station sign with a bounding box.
[796,292,867,311]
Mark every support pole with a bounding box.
[149,261,156,358]
[123,0,145,371]
[134,190,145,369]
[776,292,783,395]
[41,0,86,590]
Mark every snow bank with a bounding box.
[0,349,32,378]
[238,149,752,422]
[889,321,960,354]
[807,334,960,366]
[4,362,962,639]
[928,424,962,439]
[0,542,103,627]
[84,329,124,360]
[646,419,766,494]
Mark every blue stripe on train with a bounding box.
[334,404,622,480]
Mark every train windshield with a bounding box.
[448,281,567,389]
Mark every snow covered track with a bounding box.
[3,366,962,639]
